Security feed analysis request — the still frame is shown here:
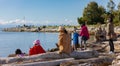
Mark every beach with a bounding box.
[1,26,120,66]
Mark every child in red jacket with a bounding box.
[29,39,46,55]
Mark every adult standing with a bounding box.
[106,14,115,54]
[58,26,72,54]
[79,23,89,50]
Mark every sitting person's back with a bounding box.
[15,49,25,57]
[29,39,46,55]
[58,26,72,54]
[8,49,27,57]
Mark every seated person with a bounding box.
[15,48,25,57]
[48,43,59,52]
[29,39,46,55]
[8,49,27,57]
[57,26,72,54]
[95,28,102,42]
[101,28,107,41]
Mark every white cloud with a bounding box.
[65,19,73,23]
[0,20,8,25]
[44,20,50,25]
[64,18,78,25]
[0,19,29,25]
[0,18,78,26]
[9,19,25,24]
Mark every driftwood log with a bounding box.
[0,50,98,65]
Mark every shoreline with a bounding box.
[2,26,120,36]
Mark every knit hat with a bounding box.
[33,39,40,45]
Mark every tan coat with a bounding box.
[106,22,115,39]
[58,31,72,54]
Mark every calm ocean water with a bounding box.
[0,31,94,57]
[0,31,58,57]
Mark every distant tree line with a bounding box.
[77,0,120,25]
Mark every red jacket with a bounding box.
[29,45,46,55]
[79,25,89,39]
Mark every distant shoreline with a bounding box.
[2,26,120,35]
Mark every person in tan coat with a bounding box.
[106,14,116,54]
[58,26,72,54]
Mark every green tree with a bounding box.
[106,0,120,26]
[77,17,85,25]
[118,2,120,10]
[118,2,120,23]
[42,25,46,31]
[107,0,115,13]
[79,1,106,25]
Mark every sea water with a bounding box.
[0,31,58,57]
[0,31,94,57]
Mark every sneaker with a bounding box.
[109,51,114,54]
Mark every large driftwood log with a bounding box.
[70,50,98,59]
[60,56,114,66]
[2,58,74,66]
[0,50,98,64]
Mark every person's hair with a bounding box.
[64,29,68,34]
[74,26,77,29]
[108,14,114,23]
[15,49,22,54]
[109,17,113,23]
[81,23,85,27]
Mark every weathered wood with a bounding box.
[2,58,74,66]
[0,50,98,64]
[60,56,114,66]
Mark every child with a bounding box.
[72,28,79,51]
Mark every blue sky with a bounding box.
[0,0,120,27]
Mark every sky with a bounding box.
[0,0,120,27]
